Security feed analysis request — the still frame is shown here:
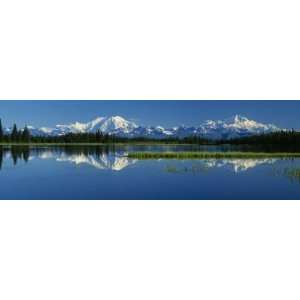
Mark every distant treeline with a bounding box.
[225,130,300,145]
[28,134,211,144]
[0,118,299,145]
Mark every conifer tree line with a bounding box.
[225,130,300,145]
[26,132,210,144]
[0,119,31,143]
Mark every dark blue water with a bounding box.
[0,145,300,199]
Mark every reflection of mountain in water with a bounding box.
[56,153,137,171]
[0,146,137,171]
[41,154,277,172]
[0,146,279,173]
[38,151,137,171]
[201,158,277,173]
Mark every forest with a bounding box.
[225,130,300,145]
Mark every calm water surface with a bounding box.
[0,145,300,199]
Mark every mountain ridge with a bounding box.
[4,115,282,140]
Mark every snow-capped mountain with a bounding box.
[195,115,280,140]
[5,114,281,140]
[56,116,138,134]
[36,116,138,136]
[117,114,280,139]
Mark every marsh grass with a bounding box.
[127,151,300,159]
[0,142,194,146]
[283,168,300,183]
[165,163,210,174]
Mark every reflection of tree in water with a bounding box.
[0,145,119,169]
[6,146,31,165]
[36,145,115,158]
[23,147,30,162]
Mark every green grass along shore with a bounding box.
[127,152,300,159]
[0,142,195,146]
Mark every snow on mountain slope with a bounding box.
[195,115,280,139]
[9,114,281,140]
[27,116,138,136]
[54,116,138,135]
[136,115,280,140]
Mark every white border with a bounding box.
[1,200,300,300]
[0,0,300,100]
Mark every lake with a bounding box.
[0,145,300,199]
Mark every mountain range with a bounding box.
[4,114,281,140]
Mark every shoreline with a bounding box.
[0,142,199,146]
[127,152,300,159]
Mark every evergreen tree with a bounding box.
[17,129,22,142]
[22,126,31,143]
[11,146,18,165]
[11,124,18,142]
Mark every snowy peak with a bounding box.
[39,116,138,135]
[224,114,272,130]
[197,115,280,139]
[94,116,138,133]
[17,114,282,140]
[226,114,249,123]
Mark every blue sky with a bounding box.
[0,100,299,129]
